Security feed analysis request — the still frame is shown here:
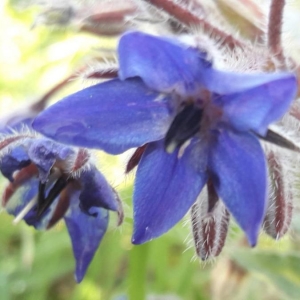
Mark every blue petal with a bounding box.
[79,167,119,212]
[5,175,62,230]
[27,138,74,182]
[118,31,211,95]
[208,129,267,246]
[64,197,109,283]
[33,78,173,154]
[0,147,30,181]
[215,74,297,135]
[23,198,62,230]
[132,139,207,244]
[204,69,297,95]
[5,177,38,218]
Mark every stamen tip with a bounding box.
[165,142,177,154]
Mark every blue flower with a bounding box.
[0,132,121,282]
[33,31,297,246]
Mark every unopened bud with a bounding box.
[191,182,230,260]
[264,151,293,239]
[79,0,137,36]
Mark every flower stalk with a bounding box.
[267,0,286,68]
[128,243,150,300]
[142,0,244,49]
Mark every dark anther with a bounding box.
[37,182,46,212]
[164,103,203,153]
[257,129,300,152]
[36,176,69,218]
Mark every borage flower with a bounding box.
[33,32,297,249]
[0,132,122,282]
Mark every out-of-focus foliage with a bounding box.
[2,0,300,299]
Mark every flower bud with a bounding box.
[191,181,230,260]
[264,151,293,239]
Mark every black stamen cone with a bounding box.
[164,103,203,153]
[36,176,69,218]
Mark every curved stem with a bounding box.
[143,0,244,49]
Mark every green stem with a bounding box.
[128,243,150,300]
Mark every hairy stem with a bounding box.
[31,66,118,112]
[267,0,286,67]
[143,0,244,49]
[31,74,76,112]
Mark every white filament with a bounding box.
[12,197,37,225]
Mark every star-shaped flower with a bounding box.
[33,31,297,247]
[0,132,121,282]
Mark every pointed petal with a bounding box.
[118,31,211,95]
[33,78,172,154]
[132,140,207,244]
[215,74,297,135]
[23,195,62,230]
[4,175,64,230]
[208,129,267,246]
[64,198,109,283]
[204,69,296,95]
[79,167,119,212]
[3,163,68,230]
[0,147,30,181]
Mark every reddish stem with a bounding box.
[143,0,244,49]
[267,0,286,67]
[31,72,79,113]
[85,68,118,79]
[31,66,118,113]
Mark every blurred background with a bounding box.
[1,0,300,299]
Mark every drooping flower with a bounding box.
[33,31,297,247]
[0,131,122,282]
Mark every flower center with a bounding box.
[36,175,70,218]
[164,91,223,153]
[165,102,203,153]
